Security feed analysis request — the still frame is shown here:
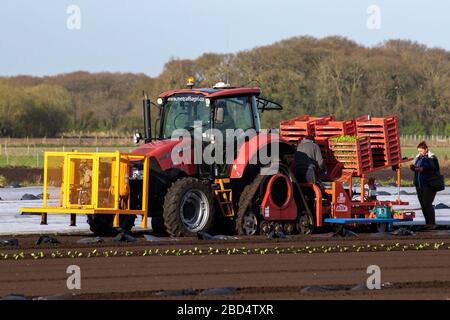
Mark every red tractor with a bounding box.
[125,81,309,237]
[22,80,414,236]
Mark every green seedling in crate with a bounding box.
[329,136,359,143]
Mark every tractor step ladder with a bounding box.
[214,179,235,218]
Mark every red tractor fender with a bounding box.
[230,133,289,178]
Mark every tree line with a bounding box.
[1,36,449,137]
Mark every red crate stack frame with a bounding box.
[279,114,402,175]
[279,115,334,143]
[355,115,401,168]
[328,137,373,176]
[314,119,357,138]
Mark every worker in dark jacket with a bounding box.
[295,134,326,184]
[410,141,439,229]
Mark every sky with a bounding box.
[0,0,449,77]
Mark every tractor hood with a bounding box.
[132,139,190,159]
[131,139,195,174]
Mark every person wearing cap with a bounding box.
[410,141,440,230]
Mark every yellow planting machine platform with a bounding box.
[20,151,149,228]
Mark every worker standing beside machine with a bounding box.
[410,140,443,230]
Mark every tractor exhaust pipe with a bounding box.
[143,91,152,143]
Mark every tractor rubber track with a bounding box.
[235,174,265,235]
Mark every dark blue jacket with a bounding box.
[413,152,440,188]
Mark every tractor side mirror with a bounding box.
[215,106,224,124]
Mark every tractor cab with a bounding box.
[153,79,282,137]
[157,86,273,137]
[145,81,283,179]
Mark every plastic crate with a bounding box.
[315,119,357,138]
[329,136,373,176]
[355,115,401,167]
[279,115,334,144]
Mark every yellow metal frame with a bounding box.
[20,151,149,229]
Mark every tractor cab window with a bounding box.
[162,95,210,138]
[214,96,254,134]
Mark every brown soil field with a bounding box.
[1,232,450,300]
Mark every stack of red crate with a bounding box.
[355,115,401,168]
[328,137,373,176]
[279,115,334,143]
[314,119,357,138]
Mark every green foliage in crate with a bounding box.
[329,136,359,143]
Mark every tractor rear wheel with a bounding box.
[87,214,136,237]
[163,177,215,237]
